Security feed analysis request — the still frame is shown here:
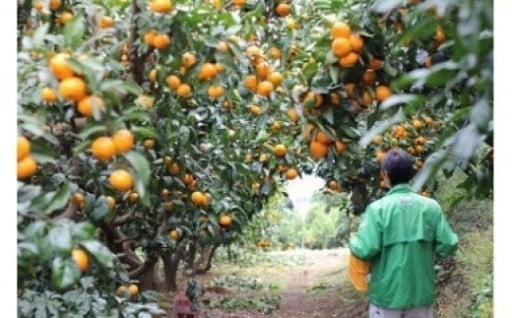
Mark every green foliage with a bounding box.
[214,295,281,315]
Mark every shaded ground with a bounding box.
[186,248,368,318]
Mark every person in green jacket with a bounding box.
[349,148,458,318]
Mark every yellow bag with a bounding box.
[348,252,371,292]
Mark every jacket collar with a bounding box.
[386,183,414,196]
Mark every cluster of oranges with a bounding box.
[243,45,284,98]
[17,136,38,180]
[305,126,347,160]
[330,21,364,68]
[143,29,171,50]
[47,52,107,117]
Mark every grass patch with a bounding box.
[213,295,281,314]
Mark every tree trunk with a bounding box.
[195,244,219,275]
[162,252,181,292]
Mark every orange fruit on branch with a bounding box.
[59,77,88,102]
[91,136,116,161]
[109,169,134,191]
[331,22,351,39]
[71,248,89,272]
[17,156,37,179]
[113,129,134,153]
[77,95,104,116]
[149,0,172,13]
[17,136,31,161]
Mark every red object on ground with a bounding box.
[172,294,199,318]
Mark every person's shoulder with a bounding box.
[413,192,443,210]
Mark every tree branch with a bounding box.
[128,0,144,85]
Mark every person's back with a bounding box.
[349,149,458,318]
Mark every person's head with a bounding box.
[381,148,415,186]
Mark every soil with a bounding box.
[164,248,368,318]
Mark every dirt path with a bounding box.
[199,248,368,318]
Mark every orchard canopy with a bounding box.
[17,0,492,315]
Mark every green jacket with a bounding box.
[349,184,458,309]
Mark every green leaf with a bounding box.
[359,109,404,147]
[132,126,159,140]
[44,183,72,215]
[379,94,419,110]
[52,257,81,290]
[90,197,109,224]
[78,125,107,140]
[125,151,151,205]
[63,15,86,50]
[47,224,73,252]
[412,149,448,192]
[81,240,114,268]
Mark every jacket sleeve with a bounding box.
[349,204,382,260]
[434,208,459,258]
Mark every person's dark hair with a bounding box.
[381,148,416,186]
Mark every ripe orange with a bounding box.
[116,285,127,296]
[77,95,104,116]
[368,57,383,70]
[144,139,155,149]
[18,156,37,179]
[359,90,373,107]
[372,135,383,145]
[286,107,299,122]
[143,30,158,46]
[214,63,225,73]
[361,69,376,85]
[72,192,84,206]
[375,85,392,102]
[376,149,387,162]
[392,125,407,138]
[245,45,262,58]
[149,69,157,82]
[91,136,116,161]
[176,83,192,97]
[18,136,31,161]
[339,52,358,67]
[41,87,58,103]
[335,141,347,154]
[268,72,283,86]
[310,140,329,159]
[315,130,333,145]
[256,81,274,97]
[182,52,197,68]
[33,1,44,11]
[57,11,74,25]
[412,119,424,129]
[286,168,298,180]
[165,75,181,90]
[275,3,291,17]
[191,191,204,206]
[149,0,172,13]
[350,34,364,52]
[273,144,288,157]
[169,229,179,240]
[244,75,258,91]
[71,248,89,272]
[331,37,352,57]
[331,22,351,39]
[267,47,281,59]
[217,41,229,52]
[49,0,61,10]
[328,180,340,191]
[163,201,173,212]
[49,52,74,80]
[207,85,225,98]
[129,191,139,203]
[415,145,424,153]
[169,162,180,175]
[198,63,217,81]
[416,136,426,145]
[109,169,134,191]
[256,62,272,79]
[271,120,282,133]
[233,0,246,6]
[433,26,446,44]
[153,34,171,50]
[113,129,134,153]
[425,56,433,68]
[344,83,355,97]
[219,215,232,227]
[128,284,139,297]
[59,77,87,102]
[106,196,116,210]
[98,16,114,28]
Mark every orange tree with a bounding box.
[17,0,492,315]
